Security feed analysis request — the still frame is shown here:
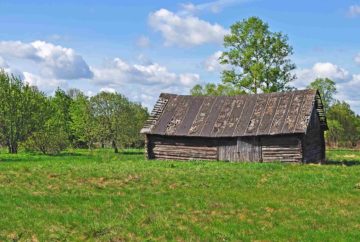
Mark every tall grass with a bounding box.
[0,149,359,241]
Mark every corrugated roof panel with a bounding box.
[201,97,226,136]
[233,95,258,136]
[151,95,178,134]
[294,90,316,132]
[256,93,281,135]
[212,98,236,136]
[245,95,269,135]
[269,93,293,134]
[281,92,304,133]
[188,96,216,136]
[165,96,190,135]
[142,89,324,137]
[221,96,247,136]
[175,97,204,136]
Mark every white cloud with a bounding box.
[336,74,360,112]
[204,51,229,72]
[0,41,39,59]
[148,8,228,47]
[136,35,151,48]
[355,53,360,64]
[293,62,349,88]
[0,40,93,79]
[23,71,67,92]
[179,73,200,86]
[91,57,201,109]
[312,62,348,79]
[0,56,9,68]
[348,5,360,17]
[180,0,247,14]
[99,87,116,93]
[0,58,25,79]
[92,57,200,88]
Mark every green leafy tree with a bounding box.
[70,91,97,149]
[50,88,73,141]
[0,70,48,153]
[91,91,148,153]
[220,16,296,94]
[307,78,337,113]
[24,127,69,155]
[325,120,344,147]
[191,83,244,96]
[327,101,360,147]
[91,92,130,153]
[124,102,149,148]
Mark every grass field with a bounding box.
[0,149,359,241]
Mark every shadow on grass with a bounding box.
[121,151,144,155]
[323,160,360,166]
[0,151,89,163]
[53,152,86,157]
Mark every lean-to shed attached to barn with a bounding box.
[141,89,328,163]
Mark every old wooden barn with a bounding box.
[141,89,328,163]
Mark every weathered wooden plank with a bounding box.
[155,156,216,161]
[261,136,300,146]
[150,135,218,145]
[237,137,261,162]
[153,152,217,159]
[141,97,169,133]
[218,138,237,161]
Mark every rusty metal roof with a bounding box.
[141,89,328,137]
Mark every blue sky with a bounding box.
[0,0,359,112]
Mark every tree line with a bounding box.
[309,78,360,148]
[0,70,148,154]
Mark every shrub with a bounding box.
[24,129,69,155]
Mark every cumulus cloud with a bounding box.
[99,87,116,93]
[293,62,349,88]
[0,56,9,68]
[348,4,360,17]
[311,62,349,79]
[92,57,200,88]
[148,8,228,47]
[203,51,229,72]
[335,74,360,112]
[0,40,93,79]
[180,0,248,14]
[23,71,68,92]
[179,73,200,86]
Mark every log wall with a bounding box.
[302,107,325,163]
[147,124,324,163]
[261,135,302,162]
[147,135,218,161]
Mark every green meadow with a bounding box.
[0,149,359,241]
